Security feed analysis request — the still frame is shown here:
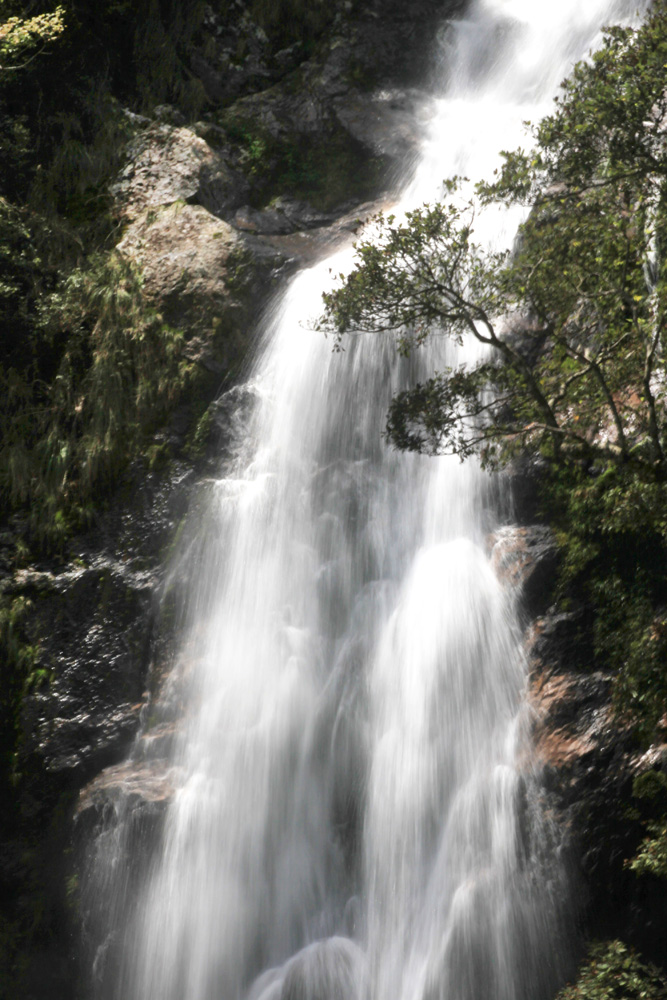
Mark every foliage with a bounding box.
[0,5,65,69]
[322,160,666,466]
[0,0,209,210]
[627,770,667,880]
[556,941,667,1000]
[0,0,355,555]
[0,595,39,798]
[0,0,222,555]
[321,4,667,476]
[630,820,667,879]
[222,110,386,210]
[320,0,667,737]
[540,461,667,735]
[0,244,193,547]
[28,89,135,225]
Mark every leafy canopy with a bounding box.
[556,941,667,1000]
[0,5,65,71]
[0,227,193,548]
[321,2,667,739]
[321,2,667,478]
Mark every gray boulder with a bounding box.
[117,201,289,374]
[110,124,248,222]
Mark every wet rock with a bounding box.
[486,504,667,961]
[189,3,277,105]
[530,665,614,772]
[205,383,263,464]
[257,197,388,270]
[222,82,331,146]
[233,197,338,235]
[281,938,363,1000]
[74,757,177,975]
[233,203,301,236]
[191,0,466,113]
[152,104,187,127]
[527,605,589,675]
[527,604,667,957]
[332,88,424,161]
[3,459,198,808]
[13,559,155,785]
[490,523,559,619]
[273,44,303,76]
[206,0,469,215]
[75,758,176,824]
[248,938,364,1000]
[320,0,467,93]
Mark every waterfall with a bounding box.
[82,2,648,999]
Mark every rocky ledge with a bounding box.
[493,523,667,967]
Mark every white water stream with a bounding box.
[85,2,648,999]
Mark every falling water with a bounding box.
[83,2,648,999]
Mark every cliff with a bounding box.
[1,2,666,999]
[0,1,464,995]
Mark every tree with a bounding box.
[555,940,667,1000]
[0,6,65,72]
[320,1,667,480]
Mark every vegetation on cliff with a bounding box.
[2,0,667,997]
[556,940,667,1000]
[0,0,337,553]
[322,1,667,736]
[0,0,382,563]
[324,4,667,473]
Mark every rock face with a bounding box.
[16,560,150,780]
[117,201,288,373]
[98,1,472,404]
[11,1,660,996]
[110,123,249,222]
[191,0,466,107]
[529,616,667,961]
[8,464,195,796]
[77,758,175,815]
[490,523,559,620]
[332,88,426,162]
[497,545,667,969]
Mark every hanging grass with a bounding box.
[0,247,194,549]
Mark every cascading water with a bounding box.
[83,2,648,999]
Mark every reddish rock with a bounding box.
[490,523,558,617]
[76,757,177,820]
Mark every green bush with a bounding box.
[0,246,193,548]
[543,463,667,738]
[557,941,667,1000]
[627,771,667,880]
[0,595,40,795]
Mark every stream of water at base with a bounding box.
[85,2,648,999]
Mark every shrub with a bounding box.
[557,941,667,1000]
